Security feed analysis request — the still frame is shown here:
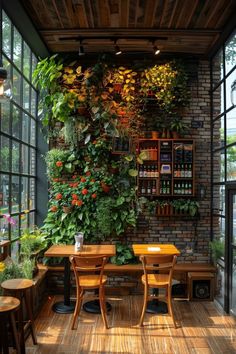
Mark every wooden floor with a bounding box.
[25,295,236,354]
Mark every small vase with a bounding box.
[152,131,159,139]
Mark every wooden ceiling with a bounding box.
[21,0,236,57]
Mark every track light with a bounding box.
[153,44,160,55]
[78,41,85,56]
[114,40,122,55]
[0,59,12,102]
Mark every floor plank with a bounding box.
[25,295,236,354]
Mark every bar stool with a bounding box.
[0,296,21,354]
[1,279,37,354]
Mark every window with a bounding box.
[0,10,38,250]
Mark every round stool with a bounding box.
[1,279,37,354]
[0,296,21,354]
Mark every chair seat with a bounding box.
[79,274,107,288]
[141,273,169,287]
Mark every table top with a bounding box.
[1,278,34,291]
[0,296,20,312]
[44,244,116,258]
[132,244,180,256]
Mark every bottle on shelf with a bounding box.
[147,181,151,194]
[151,180,156,195]
[141,181,146,195]
[139,165,143,178]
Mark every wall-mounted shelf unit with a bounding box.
[137,138,195,197]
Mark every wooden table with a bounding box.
[44,244,116,314]
[132,243,180,314]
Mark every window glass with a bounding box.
[212,83,224,118]
[11,215,19,240]
[21,144,29,174]
[212,185,225,215]
[30,148,36,175]
[32,54,38,79]
[2,11,11,59]
[226,71,236,110]
[220,149,225,182]
[226,145,236,181]
[31,88,37,116]
[12,141,20,173]
[1,100,11,134]
[0,174,9,214]
[23,79,30,112]
[23,41,31,80]
[29,178,36,209]
[0,136,10,172]
[13,68,21,105]
[212,49,223,87]
[10,241,19,261]
[219,185,225,216]
[226,106,236,144]
[13,27,22,70]
[225,30,236,75]
[11,175,20,214]
[30,119,36,146]
[22,113,30,143]
[213,118,223,150]
[12,104,21,139]
[21,177,28,212]
[29,212,35,227]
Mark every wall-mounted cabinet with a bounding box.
[137,139,195,197]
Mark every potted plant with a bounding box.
[170,117,189,138]
[209,239,224,264]
[110,243,138,265]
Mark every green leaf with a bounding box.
[129,169,138,177]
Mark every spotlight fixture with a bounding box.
[78,40,85,56]
[153,43,160,55]
[0,59,12,102]
[114,40,122,55]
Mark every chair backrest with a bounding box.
[70,255,108,287]
[140,254,177,285]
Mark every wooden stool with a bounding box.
[1,279,37,354]
[188,272,215,301]
[0,296,21,354]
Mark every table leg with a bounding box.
[52,257,76,314]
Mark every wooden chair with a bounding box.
[139,254,177,327]
[70,255,109,329]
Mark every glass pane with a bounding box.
[212,185,225,215]
[212,83,224,118]
[10,241,19,261]
[12,141,20,173]
[29,178,36,209]
[225,30,236,75]
[213,118,223,150]
[32,54,38,80]
[220,150,225,182]
[11,175,20,214]
[226,145,236,181]
[30,148,36,175]
[23,41,31,80]
[226,72,236,110]
[0,136,10,172]
[20,212,28,232]
[215,263,224,306]
[233,194,236,245]
[29,212,35,227]
[21,144,29,174]
[226,106,236,143]
[219,185,225,216]
[13,68,21,105]
[2,11,12,59]
[231,249,236,315]
[23,79,30,112]
[21,177,28,212]
[12,104,21,138]
[0,100,10,134]
[31,88,37,116]
[13,27,22,70]
[30,119,36,146]
[22,113,30,143]
[0,174,9,214]
[11,215,19,240]
[0,215,10,241]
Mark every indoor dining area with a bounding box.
[0,0,236,353]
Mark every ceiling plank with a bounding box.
[143,0,158,27]
[98,0,110,27]
[194,0,215,28]
[72,0,89,28]
[205,0,233,28]
[175,0,199,29]
[64,0,80,28]
[120,0,129,27]
[52,0,65,28]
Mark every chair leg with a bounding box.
[71,289,83,330]
[138,284,148,327]
[167,287,176,328]
[99,286,108,329]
